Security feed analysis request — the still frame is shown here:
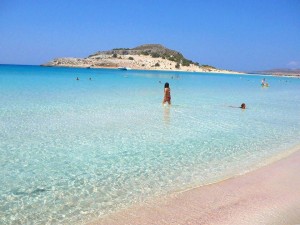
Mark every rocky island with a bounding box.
[42,44,241,73]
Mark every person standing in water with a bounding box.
[261,78,269,87]
[163,82,171,105]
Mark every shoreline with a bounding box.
[41,64,244,75]
[88,148,300,225]
[41,65,300,78]
[2,64,299,78]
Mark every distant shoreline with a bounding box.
[2,63,299,78]
[41,64,300,78]
[41,64,244,75]
[42,55,243,74]
[248,72,300,78]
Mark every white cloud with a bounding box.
[287,61,300,68]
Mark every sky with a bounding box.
[0,0,299,71]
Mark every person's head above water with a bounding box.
[164,82,170,88]
[240,103,246,109]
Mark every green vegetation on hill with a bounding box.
[134,44,199,66]
[89,44,201,67]
[112,48,130,50]
[201,65,216,69]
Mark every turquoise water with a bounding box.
[0,65,299,224]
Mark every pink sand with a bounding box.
[89,150,300,225]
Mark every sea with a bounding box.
[0,65,299,224]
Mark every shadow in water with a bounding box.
[163,105,171,125]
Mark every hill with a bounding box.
[89,44,194,66]
[42,44,241,73]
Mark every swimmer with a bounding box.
[228,103,247,109]
[240,103,246,109]
[261,78,269,87]
[262,82,269,87]
[76,77,79,80]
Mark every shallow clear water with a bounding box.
[0,65,299,224]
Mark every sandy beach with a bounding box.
[89,149,300,225]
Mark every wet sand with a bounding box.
[89,150,300,225]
